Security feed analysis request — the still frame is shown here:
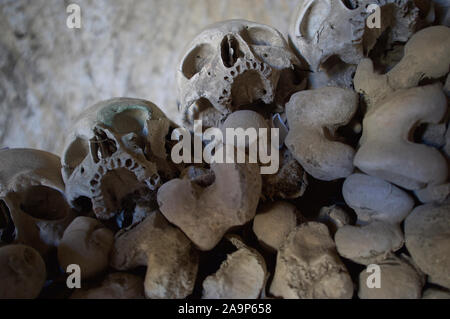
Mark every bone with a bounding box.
[419,123,447,149]
[289,0,420,85]
[342,173,415,224]
[354,26,450,109]
[422,288,450,299]
[270,222,354,299]
[358,255,425,299]
[289,0,366,71]
[0,149,75,255]
[335,136,436,265]
[354,84,448,191]
[0,148,65,196]
[444,125,450,158]
[220,110,270,150]
[433,0,450,26]
[262,148,308,200]
[415,183,450,204]
[177,19,301,129]
[253,201,299,251]
[317,205,351,236]
[306,64,356,90]
[58,216,114,280]
[202,236,267,299]
[157,162,262,251]
[285,87,358,181]
[2,7,449,300]
[0,244,46,299]
[110,210,199,299]
[335,221,404,266]
[70,273,145,299]
[405,203,450,290]
[445,73,450,97]
[336,173,412,265]
[61,98,172,220]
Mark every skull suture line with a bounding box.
[177,19,302,129]
[61,98,173,220]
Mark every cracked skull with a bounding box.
[61,98,173,220]
[177,19,302,129]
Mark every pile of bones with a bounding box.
[0,0,449,299]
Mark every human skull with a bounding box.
[177,19,302,129]
[61,98,173,220]
[289,0,420,72]
[0,149,74,255]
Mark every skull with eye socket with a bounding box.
[0,149,75,255]
[61,98,176,221]
[288,0,420,88]
[177,19,304,130]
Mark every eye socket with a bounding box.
[244,25,285,47]
[181,43,215,79]
[63,137,89,179]
[19,186,69,221]
[341,0,359,10]
[64,137,88,168]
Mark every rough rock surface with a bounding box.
[253,201,298,251]
[342,173,414,224]
[405,203,450,289]
[70,273,145,299]
[317,205,351,236]
[157,162,262,251]
[358,256,425,299]
[110,211,199,299]
[285,87,358,181]
[58,216,114,280]
[202,237,266,299]
[270,222,354,299]
[335,221,404,265]
[0,244,46,299]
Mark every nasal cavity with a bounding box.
[221,35,243,68]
